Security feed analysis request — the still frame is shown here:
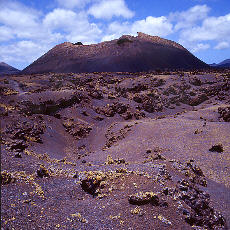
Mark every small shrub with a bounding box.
[74,42,83,45]
[117,38,133,45]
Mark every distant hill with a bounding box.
[22,32,208,74]
[210,59,230,68]
[0,62,20,75]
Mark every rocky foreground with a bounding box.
[1,70,230,229]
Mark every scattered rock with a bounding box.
[1,171,15,185]
[94,116,104,121]
[218,107,230,122]
[190,77,202,86]
[105,155,114,165]
[10,140,28,152]
[209,144,224,153]
[187,160,204,177]
[37,165,50,178]
[189,93,209,106]
[121,110,133,120]
[89,90,103,99]
[14,152,22,158]
[63,120,92,139]
[130,206,145,216]
[129,192,159,206]
[177,179,226,229]
[80,172,106,196]
[81,111,89,116]
[133,95,143,103]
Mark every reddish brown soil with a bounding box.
[1,70,230,229]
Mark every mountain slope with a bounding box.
[23,33,208,74]
[218,59,230,67]
[210,59,230,68]
[0,62,20,75]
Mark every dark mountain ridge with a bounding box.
[0,62,20,75]
[210,59,230,68]
[23,32,208,74]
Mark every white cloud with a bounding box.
[0,1,102,68]
[172,5,230,54]
[0,1,62,42]
[179,14,230,42]
[102,16,173,41]
[214,41,230,50]
[56,0,92,9]
[132,16,173,36]
[0,1,40,28]
[43,8,78,30]
[179,39,210,53]
[0,26,14,41]
[88,0,134,19]
[170,5,210,30]
[191,43,210,52]
[0,41,53,68]
[43,9,102,43]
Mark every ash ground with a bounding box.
[1,70,230,229]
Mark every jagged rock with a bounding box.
[177,179,226,229]
[218,107,230,122]
[187,160,204,177]
[89,90,103,99]
[37,165,50,178]
[95,105,116,117]
[80,172,106,196]
[20,93,82,115]
[114,158,126,164]
[142,98,155,113]
[5,121,45,146]
[209,144,224,153]
[133,95,143,103]
[129,192,159,206]
[10,140,28,152]
[190,77,202,86]
[121,110,133,120]
[117,36,133,45]
[94,116,104,121]
[81,178,100,196]
[113,103,128,114]
[134,111,145,120]
[189,93,209,106]
[152,153,166,161]
[14,152,22,158]
[63,120,92,139]
[180,93,192,104]
[74,42,83,45]
[1,171,15,185]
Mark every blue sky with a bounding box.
[0,0,230,70]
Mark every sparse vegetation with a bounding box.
[117,37,133,45]
[73,42,83,45]
[1,70,229,229]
